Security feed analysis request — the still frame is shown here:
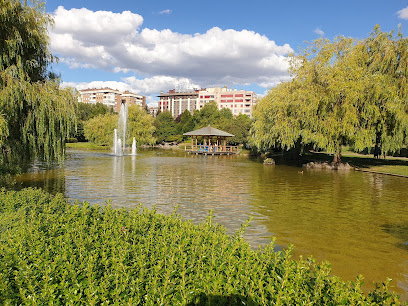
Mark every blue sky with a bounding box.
[43,0,408,105]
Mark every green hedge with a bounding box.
[0,189,401,305]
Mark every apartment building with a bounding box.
[157,89,201,117]
[78,88,146,112]
[157,87,257,118]
[199,87,257,117]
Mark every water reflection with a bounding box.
[6,148,408,298]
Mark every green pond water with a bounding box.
[10,148,408,298]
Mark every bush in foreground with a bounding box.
[0,189,401,305]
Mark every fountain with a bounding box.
[131,137,137,155]
[113,102,128,156]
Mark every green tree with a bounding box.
[83,113,118,146]
[154,111,177,143]
[229,114,251,145]
[73,102,113,142]
[252,27,408,162]
[0,0,54,82]
[193,101,220,127]
[362,26,408,154]
[219,107,234,120]
[176,110,195,136]
[127,105,156,146]
[0,0,76,168]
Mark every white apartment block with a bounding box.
[157,89,201,117]
[78,88,146,112]
[158,87,257,118]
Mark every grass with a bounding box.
[66,142,110,150]
[341,151,408,177]
[0,188,402,305]
[295,150,408,177]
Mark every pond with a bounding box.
[10,148,408,298]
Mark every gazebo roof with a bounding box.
[183,125,234,137]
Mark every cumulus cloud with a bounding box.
[314,27,325,36]
[159,9,172,15]
[61,80,134,92]
[51,6,293,100]
[397,6,408,20]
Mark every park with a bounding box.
[1,0,408,304]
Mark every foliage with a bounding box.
[154,105,252,145]
[72,102,113,142]
[75,102,113,122]
[0,188,401,304]
[127,104,156,146]
[0,76,76,164]
[83,105,155,147]
[0,113,8,147]
[362,26,408,154]
[83,113,118,146]
[0,0,76,168]
[251,26,408,162]
[154,111,177,143]
[0,0,54,82]
[193,101,221,128]
[175,110,195,136]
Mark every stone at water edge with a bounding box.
[263,158,275,165]
[303,161,352,170]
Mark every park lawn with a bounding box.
[300,149,408,177]
[340,151,408,177]
[359,165,408,177]
[66,142,110,150]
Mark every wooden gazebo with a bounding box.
[183,125,239,155]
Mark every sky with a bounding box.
[43,0,408,105]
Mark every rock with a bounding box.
[302,161,352,171]
[263,158,275,165]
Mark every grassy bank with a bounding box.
[0,189,401,304]
[66,142,110,150]
[341,151,408,177]
[294,150,408,177]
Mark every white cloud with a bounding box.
[159,9,172,15]
[397,7,408,20]
[51,6,293,99]
[124,76,200,95]
[61,80,132,92]
[314,27,325,36]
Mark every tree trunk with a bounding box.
[332,146,342,164]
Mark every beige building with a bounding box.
[158,87,257,118]
[78,88,146,112]
[199,87,257,117]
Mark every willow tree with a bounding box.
[84,113,118,146]
[252,27,408,162]
[127,104,156,146]
[0,0,76,167]
[362,26,408,154]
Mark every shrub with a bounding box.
[0,189,401,305]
